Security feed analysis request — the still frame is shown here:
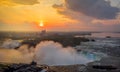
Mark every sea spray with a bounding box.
[1,39,20,49]
[0,40,94,65]
[34,41,91,65]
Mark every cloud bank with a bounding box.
[65,0,119,19]
[53,0,120,31]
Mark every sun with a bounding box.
[39,21,44,27]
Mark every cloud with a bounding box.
[64,0,119,19]
[53,4,63,8]
[52,3,92,24]
[52,0,120,31]
[92,19,120,25]
[12,0,39,5]
[53,0,119,19]
[0,0,39,6]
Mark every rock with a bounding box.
[86,57,120,72]
[31,61,37,66]
[91,39,95,42]
[0,63,54,72]
[50,64,86,72]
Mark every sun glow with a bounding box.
[39,21,44,27]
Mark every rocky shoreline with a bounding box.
[0,62,53,72]
[0,57,120,72]
[0,62,85,72]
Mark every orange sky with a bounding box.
[0,0,120,32]
[0,0,77,31]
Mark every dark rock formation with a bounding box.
[86,57,120,72]
[21,36,89,47]
[0,63,86,72]
[0,62,54,72]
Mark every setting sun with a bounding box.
[39,21,44,27]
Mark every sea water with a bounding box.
[76,32,120,62]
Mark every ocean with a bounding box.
[0,32,120,65]
[76,32,120,62]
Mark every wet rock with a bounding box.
[0,63,54,72]
[86,57,120,72]
[50,64,86,72]
[91,39,95,42]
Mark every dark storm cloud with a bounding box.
[65,0,119,19]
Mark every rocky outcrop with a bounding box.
[0,63,86,72]
[1,57,120,72]
[0,62,54,72]
[86,57,120,72]
[21,36,89,47]
[50,65,86,72]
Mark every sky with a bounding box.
[0,0,120,32]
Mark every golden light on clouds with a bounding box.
[0,0,74,31]
[92,19,120,25]
[0,0,119,31]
